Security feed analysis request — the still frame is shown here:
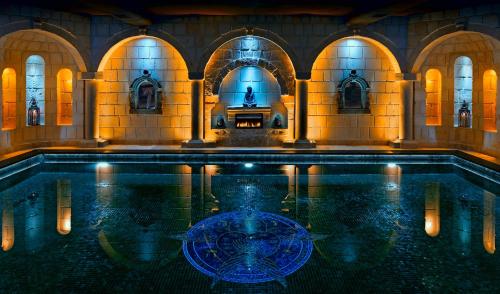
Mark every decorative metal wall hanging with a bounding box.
[129,70,162,114]
[337,70,370,114]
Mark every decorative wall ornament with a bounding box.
[337,70,370,114]
[129,70,162,114]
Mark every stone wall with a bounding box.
[97,37,191,144]
[309,38,400,144]
[0,3,498,154]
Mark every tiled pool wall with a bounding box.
[0,153,498,187]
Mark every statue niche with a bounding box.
[129,70,163,114]
[337,70,370,114]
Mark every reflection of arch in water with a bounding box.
[306,168,398,268]
[96,174,191,268]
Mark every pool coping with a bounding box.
[0,146,498,172]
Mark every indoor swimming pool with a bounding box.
[0,153,498,293]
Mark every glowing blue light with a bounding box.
[96,162,110,168]
[387,163,397,168]
[183,211,313,284]
[244,163,254,168]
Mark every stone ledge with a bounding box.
[181,140,217,148]
[282,140,317,149]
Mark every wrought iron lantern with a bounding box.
[27,98,40,126]
[458,101,471,128]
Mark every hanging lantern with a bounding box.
[27,98,40,126]
[458,101,471,128]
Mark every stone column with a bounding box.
[183,73,212,147]
[291,77,315,148]
[398,73,417,146]
[79,72,102,141]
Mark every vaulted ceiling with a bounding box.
[3,0,498,26]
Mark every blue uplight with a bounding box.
[183,211,312,284]
[244,163,254,168]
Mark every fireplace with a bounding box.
[235,113,263,128]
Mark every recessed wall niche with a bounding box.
[1,68,16,130]
[25,55,45,126]
[129,70,163,114]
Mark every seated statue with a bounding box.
[243,86,257,107]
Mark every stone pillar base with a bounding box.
[282,140,316,149]
[389,139,418,149]
[181,140,217,148]
[97,139,109,148]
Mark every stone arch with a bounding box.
[410,23,500,73]
[197,27,301,76]
[211,58,289,96]
[309,29,404,74]
[204,35,296,96]
[0,21,88,72]
[95,27,194,73]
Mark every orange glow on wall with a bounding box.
[483,70,497,132]
[483,191,495,254]
[57,179,72,235]
[425,69,442,126]
[425,183,440,237]
[57,68,73,125]
[2,196,14,251]
[2,68,16,130]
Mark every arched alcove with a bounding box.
[412,31,500,156]
[0,29,85,150]
[483,69,497,132]
[454,56,473,128]
[309,37,402,144]
[1,68,16,130]
[218,66,281,107]
[97,36,190,143]
[204,35,295,96]
[25,55,45,126]
[57,68,73,126]
[425,69,442,126]
[204,35,295,145]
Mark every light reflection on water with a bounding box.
[0,163,498,292]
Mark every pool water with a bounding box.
[0,161,498,293]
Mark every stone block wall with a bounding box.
[97,37,191,144]
[308,38,400,144]
[0,31,83,153]
[0,4,497,154]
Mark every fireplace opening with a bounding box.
[235,113,263,128]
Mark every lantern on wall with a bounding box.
[458,101,471,128]
[27,98,40,126]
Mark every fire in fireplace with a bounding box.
[235,113,263,129]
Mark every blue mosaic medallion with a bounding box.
[182,211,313,285]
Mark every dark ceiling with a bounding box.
[2,0,497,26]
